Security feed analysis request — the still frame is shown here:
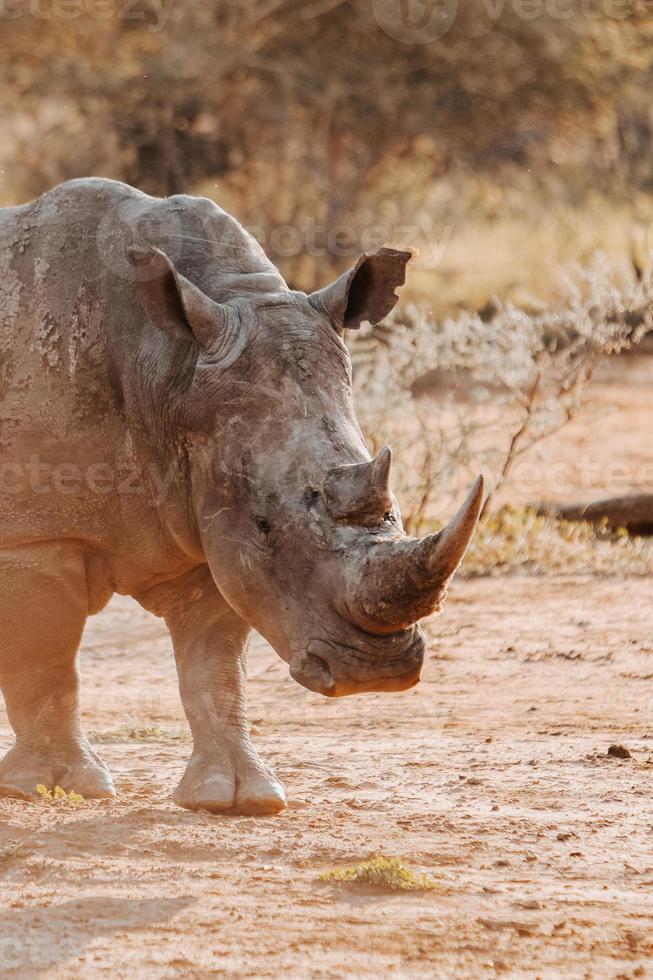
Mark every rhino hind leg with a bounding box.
[0,544,115,800]
[155,568,286,816]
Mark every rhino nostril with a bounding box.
[289,650,335,696]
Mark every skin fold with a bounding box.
[0,179,482,814]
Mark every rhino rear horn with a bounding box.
[325,446,393,523]
[128,245,240,360]
[309,246,413,330]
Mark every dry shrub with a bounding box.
[352,258,653,573]
[3,5,653,297]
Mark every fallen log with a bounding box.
[539,494,653,537]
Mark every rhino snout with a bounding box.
[288,629,424,698]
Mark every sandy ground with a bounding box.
[1,360,652,979]
[0,573,652,979]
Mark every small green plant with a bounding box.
[36,784,85,806]
[319,856,437,891]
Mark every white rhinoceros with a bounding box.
[0,179,482,813]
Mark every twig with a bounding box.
[480,370,541,519]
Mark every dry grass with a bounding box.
[88,725,190,744]
[462,507,653,577]
[319,856,437,892]
[405,185,653,313]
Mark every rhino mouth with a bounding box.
[288,632,424,698]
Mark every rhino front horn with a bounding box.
[418,474,485,581]
[348,475,485,635]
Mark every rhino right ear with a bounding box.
[128,246,238,358]
[308,246,412,331]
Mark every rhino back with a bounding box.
[0,177,282,563]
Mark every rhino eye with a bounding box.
[255,517,271,534]
[383,512,395,524]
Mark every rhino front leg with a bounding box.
[0,545,115,800]
[159,569,286,816]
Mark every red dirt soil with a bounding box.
[0,361,651,978]
[0,574,652,978]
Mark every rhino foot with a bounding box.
[174,744,287,816]
[0,743,116,800]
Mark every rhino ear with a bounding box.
[308,246,412,330]
[128,245,236,355]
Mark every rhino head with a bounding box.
[132,243,483,697]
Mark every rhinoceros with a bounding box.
[0,178,483,814]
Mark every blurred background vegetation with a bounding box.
[2,1,653,310]
[2,0,653,570]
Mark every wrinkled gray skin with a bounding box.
[0,179,483,814]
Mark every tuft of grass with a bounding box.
[36,784,85,806]
[88,725,191,744]
[319,856,437,891]
[462,505,653,576]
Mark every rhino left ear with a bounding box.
[308,246,413,330]
[128,245,238,358]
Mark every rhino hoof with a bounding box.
[57,763,117,800]
[0,747,116,800]
[233,775,287,816]
[173,771,236,814]
[173,760,287,816]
